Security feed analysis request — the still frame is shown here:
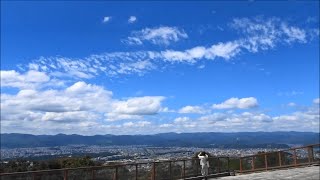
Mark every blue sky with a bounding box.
[1,1,319,135]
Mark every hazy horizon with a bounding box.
[1,1,319,135]
[1,131,319,137]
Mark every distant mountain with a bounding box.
[1,132,319,149]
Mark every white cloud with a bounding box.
[281,24,307,43]
[229,17,318,54]
[287,102,297,107]
[41,111,99,122]
[1,81,166,134]
[112,96,165,115]
[272,106,319,131]
[117,60,155,75]
[161,41,240,63]
[198,113,227,122]
[1,78,319,133]
[174,117,190,123]
[159,123,173,128]
[10,17,317,81]
[128,16,137,23]
[161,46,206,63]
[313,98,320,104]
[102,16,111,23]
[123,121,151,127]
[105,113,142,122]
[1,82,112,120]
[159,107,175,113]
[25,52,158,79]
[277,91,304,96]
[17,18,317,80]
[1,70,50,89]
[173,117,197,128]
[205,41,241,59]
[212,97,258,109]
[124,26,188,45]
[178,105,206,114]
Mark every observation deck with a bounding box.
[1,144,319,180]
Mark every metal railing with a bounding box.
[0,156,231,180]
[238,143,320,173]
[1,143,319,179]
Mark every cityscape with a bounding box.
[2,143,319,165]
[1,145,289,161]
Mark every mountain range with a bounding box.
[1,132,319,149]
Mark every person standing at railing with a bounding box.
[198,151,209,179]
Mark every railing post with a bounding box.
[197,160,200,176]
[152,162,156,180]
[251,157,255,171]
[308,146,314,164]
[183,160,186,179]
[293,149,297,166]
[135,164,138,180]
[239,158,242,173]
[217,157,221,173]
[227,157,230,173]
[169,161,172,180]
[278,151,282,167]
[115,166,118,180]
[91,168,95,180]
[264,154,268,171]
[64,170,68,180]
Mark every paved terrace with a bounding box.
[216,166,320,180]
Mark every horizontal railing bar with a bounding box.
[240,144,320,158]
[0,156,229,176]
[1,144,318,177]
[238,161,320,173]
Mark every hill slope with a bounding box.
[1,132,319,148]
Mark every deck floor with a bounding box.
[214,166,320,180]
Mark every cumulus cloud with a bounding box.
[123,26,188,45]
[159,123,173,128]
[128,16,137,23]
[1,70,50,89]
[1,81,166,128]
[173,117,196,128]
[178,105,206,114]
[174,117,190,123]
[199,112,272,125]
[313,98,320,104]
[111,96,165,115]
[212,97,258,109]
[272,105,319,131]
[1,82,111,122]
[198,113,228,122]
[1,78,319,133]
[123,121,151,127]
[105,113,142,122]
